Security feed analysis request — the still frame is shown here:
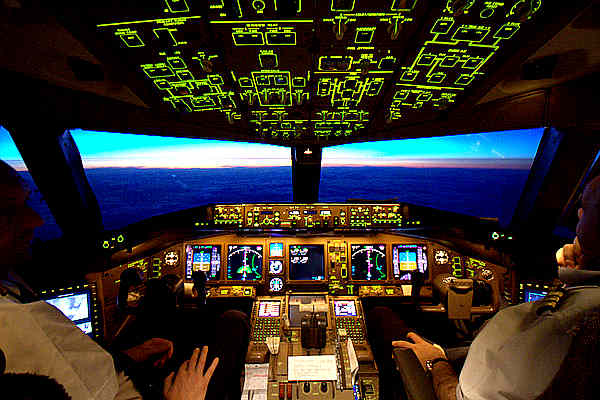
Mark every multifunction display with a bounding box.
[227,245,263,281]
[289,245,325,281]
[350,244,387,281]
[185,244,221,280]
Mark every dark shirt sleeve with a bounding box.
[432,361,459,400]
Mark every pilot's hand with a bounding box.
[556,237,583,270]
[163,347,219,400]
[392,332,446,370]
[123,338,174,368]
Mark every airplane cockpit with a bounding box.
[1,1,600,399]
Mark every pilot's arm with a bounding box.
[393,332,458,400]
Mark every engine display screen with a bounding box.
[258,301,281,317]
[334,300,357,317]
[227,245,263,281]
[185,245,221,280]
[289,245,325,281]
[350,244,387,281]
[392,244,428,280]
[45,291,92,334]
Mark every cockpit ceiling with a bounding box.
[7,1,591,145]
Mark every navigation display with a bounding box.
[289,245,325,281]
[45,291,92,334]
[227,245,263,281]
[185,245,221,280]
[392,244,428,280]
[258,301,280,317]
[334,300,357,317]
[350,244,387,281]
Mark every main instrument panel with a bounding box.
[95,230,506,339]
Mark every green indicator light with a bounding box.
[167,57,187,70]
[452,25,490,43]
[455,74,474,85]
[119,33,144,47]
[354,29,374,44]
[195,222,200,226]
[492,232,500,240]
[431,18,454,34]
[266,32,296,45]
[117,234,125,243]
[494,23,520,40]
[232,32,265,46]
[164,0,189,13]
[102,241,110,249]
[428,73,446,83]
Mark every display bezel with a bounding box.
[286,243,327,283]
[391,243,429,281]
[349,243,389,283]
[226,244,265,282]
[185,244,222,280]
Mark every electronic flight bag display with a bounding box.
[185,244,221,280]
[289,245,325,281]
[44,290,94,335]
[350,244,387,281]
[227,245,263,281]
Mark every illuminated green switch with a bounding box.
[208,75,224,85]
[274,75,288,85]
[440,56,460,68]
[452,26,490,43]
[154,79,172,90]
[428,72,446,83]
[143,66,174,78]
[393,90,409,100]
[233,32,264,46]
[239,77,253,87]
[455,74,474,85]
[266,32,296,45]
[355,29,374,44]
[431,19,454,34]
[165,0,189,13]
[494,23,520,40]
[417,92,432,102]
[463,57,483,69]
[120,33,144,48]
[417,54,436,66]
[378,56,396,70]
[292,77,306,87]
[367,80,383,96]
[191,97,215,108]
[401,70,418,81]
[177,70,194,81]
[167,57,187,70]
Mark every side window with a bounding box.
[0,126,62,240]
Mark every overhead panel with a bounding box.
[91,0,545,143]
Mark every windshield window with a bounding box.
[0,126,62,240]
[320,128,545,227]
[71,130,292,230]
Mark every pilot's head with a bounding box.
[0,160,44,277]
[557,174,600,271]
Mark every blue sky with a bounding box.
[1,126,544,170]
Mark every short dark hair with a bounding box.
[0,372,72,400]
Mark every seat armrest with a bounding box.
[392,348,437,400]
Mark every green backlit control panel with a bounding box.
[252,317,281,342]
[88,0,546,143]
[336,317,366,343]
